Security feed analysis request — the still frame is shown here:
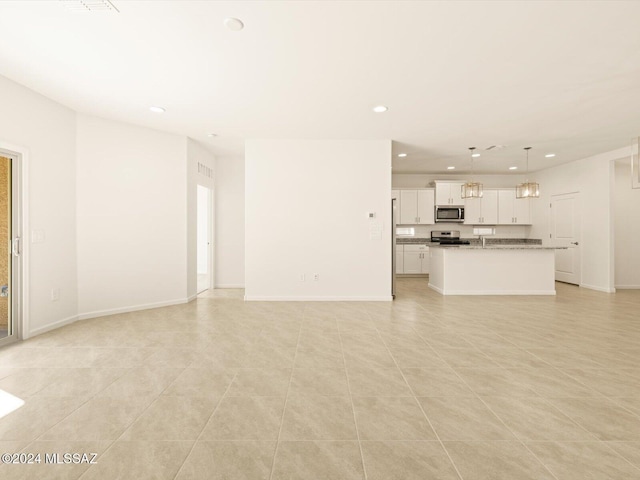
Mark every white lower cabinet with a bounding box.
[395,245,404,274]
[401,245,430,274]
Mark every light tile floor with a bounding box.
[0,278,639,479]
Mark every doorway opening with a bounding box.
[0,150,22,347]
[197,185,214,294]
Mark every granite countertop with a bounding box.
[429,244,566,250]
[396,238,434,244]
[397,237,545,246]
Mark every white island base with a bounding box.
[428,246,557,295]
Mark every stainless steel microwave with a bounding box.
[435,206,464,223]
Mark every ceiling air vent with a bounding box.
[60,0,119,13]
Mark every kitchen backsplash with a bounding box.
[397,223,531,239]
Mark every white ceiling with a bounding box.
[1,1,639,174]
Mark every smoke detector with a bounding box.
[60,1,119,13]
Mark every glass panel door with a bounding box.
[0,156,11,342]
[0,151,20,347]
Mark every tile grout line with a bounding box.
[410,326,562,480]
[374,324,465,480]
[267,307,304,480]
[75,364,189,480]
[339,315,368,480]
[28,363,169,445]
[170,367,239,480]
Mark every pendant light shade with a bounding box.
[461,147,483,199]
[516,147,540,199]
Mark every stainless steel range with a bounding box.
[430,230,470,245]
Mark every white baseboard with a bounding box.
[187,294,198,302]
[215,284,245,289]
[244,295,393,302]
[429,284,555,295]
[77,297,190,321]
[614,285,640,290]
[28,314,79,338]
[581,284,616,293]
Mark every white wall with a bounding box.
[76,114,189,317]
[393,173,525,189]
[187,138,215,298]
[0,74,78,337]
[245,139,392,300]
[215,156,245,288]
[530,148,624,293]
[614,159,640,288]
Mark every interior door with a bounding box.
[551,192,581,285]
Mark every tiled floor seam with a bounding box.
[267,313,303,480]
[169,368,239,480]
[339,322,368,480]
[27,364,153,445]
[409,326,563,480]
[375,325,464,480]
[72,365,191,480]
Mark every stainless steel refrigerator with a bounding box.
[391,198,397,299]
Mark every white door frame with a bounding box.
[0,141,29,344]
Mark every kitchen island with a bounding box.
[428,245,562,295]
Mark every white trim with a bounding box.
[614,285,640,289]
[78,297,191,320]
[28,314,78,337]
[187,294,198,302]
[215,284,245,288]
[244,295,393,301]
[0,141,29,342]
[429,284,555,296]
[581,283,616,293]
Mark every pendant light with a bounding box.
[461,147,483,199]
[516,147,540,198]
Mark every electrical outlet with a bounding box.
[313,273,320,281]
[300,274,306,281]
[51,288,60,302]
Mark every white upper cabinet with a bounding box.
[513,195,531,225]
[435,181,465,205]
[400,190,418,224]
[498,189,531,225]
[399,189,434,224]
[464,190,498,225]
[417,189,435,224]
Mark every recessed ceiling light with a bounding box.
[372,105,388,113]
[509,166,518,170]
[207,133,217,138]
[149,106,165,113]
[447,166,456,170]
[471,153,480,158]
[224,17,244,31]
[545,153,556,158]
[398,153,407,158]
